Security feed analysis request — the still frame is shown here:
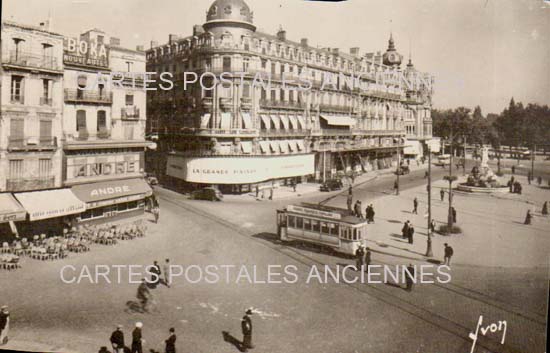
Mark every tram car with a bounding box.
[276,203,368,256]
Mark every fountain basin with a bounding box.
[457,183,509,193]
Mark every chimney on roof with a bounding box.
[277,27,286,41]
[136,45,144,52]
[350,47,360,56]
[110,37,121,46]
[169,34,178,44]
[193,25,204,36]
[150,40,158,49]
[300,38,308,47]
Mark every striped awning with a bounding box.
[270,115,280,129]
[269,141,279,152]
[260,114,271,129]
[280,115,290,130]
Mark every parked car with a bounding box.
[190,187,223,201]
[320,179,344,192]
[395,165,410,175]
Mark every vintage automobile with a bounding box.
[320,179,344,192]
[190,187,223,201]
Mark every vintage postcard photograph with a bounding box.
[0,0,549,352]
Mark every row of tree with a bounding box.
[432,99,550,152]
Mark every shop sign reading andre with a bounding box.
[64,38,108,68]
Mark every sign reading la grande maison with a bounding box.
[63,37,108,68]
[166,154,315,184]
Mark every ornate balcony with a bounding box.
[64,89,112,104]
[3,51,61,72]
[7,136,57,151]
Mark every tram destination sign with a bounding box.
[286,205,342,220]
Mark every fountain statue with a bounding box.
[458,146,507,193]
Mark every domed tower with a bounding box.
[203,0,256,39]
[382,33,403,67]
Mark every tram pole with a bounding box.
[396,144,400,195]
[426,147,433,257]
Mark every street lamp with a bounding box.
[444,129,458,233]
[395,139,400,195]
[425,146,433,257]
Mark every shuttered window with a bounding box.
[76,110,86,131]
[39,159,52,177]
[40,120,52,140]
[10,119,24,139]
[9,160,24,179]
[97,110,106,131]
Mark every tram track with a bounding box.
[158,192,546,353]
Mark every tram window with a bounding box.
[312,220,320,232]
[296,217,303,229]
[352,228,358,240]
[321,222,330,234]
[333,224,339,236]
[357,229,361,239]
[288,215,295,228]
[303,218,311,231]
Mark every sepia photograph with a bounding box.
[0,0,549,352]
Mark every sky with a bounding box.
[3,0,550,114]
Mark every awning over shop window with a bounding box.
[14,189,86,221]
[241,112,252,129]
[288,140,296,152]
[297,116,305,129]
[320,115,355,126]
[200,113,211,128]
[241,141,252,154]
[280,115,290,130]
[220,112,232,129]
[270,115,280,130]
[259,141,269,153]
[288,115,298,130]
[269,141,279,152]
[279,141,288,153]
[71,178,152,208]
[296,140,305,151]
[404,140,422,155]
[0,194,26,223]
[260,114,271,129]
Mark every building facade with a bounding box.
[146,0,434,193]
[0,20,151,237]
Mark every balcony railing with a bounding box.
[64,89,113,104]
[121,107,140,120]
[259,129,308,137]
[40,97,53,106]
[319,104,355,114]
[3,51,61,71]
[259,99,306,110]
[6,176,55,192]
[8,136,57,150]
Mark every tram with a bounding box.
[276,203,368,256]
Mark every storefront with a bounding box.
[0,193,27,239]
[13,189,86,236]
[71,178,152,224]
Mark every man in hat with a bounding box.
[405,264,415,291]
[364,247,372,273]
[162,258,171,288]
[137,279,150,312]
[401,221,410,240]
[408,224,415,244]
[412,197,418,214]
[443,243,454,266]
[440,189,445,202]
[355,245,365,271]
[0,305,9,345]
[241,309,254,351]
[131,322,144,353]
[110,325,125,353]
[164,327,176,353]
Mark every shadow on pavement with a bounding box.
[222,331,244,352]
[386,219,402,224]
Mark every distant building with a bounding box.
[146,0,434,193]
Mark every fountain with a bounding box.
[457,147,509,193]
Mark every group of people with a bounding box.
[401,220,415,244]
[354,244,372,272]
[136,259,172,312]
[106,322,176,353]
[507,176,523,194]
[351,200,375,223]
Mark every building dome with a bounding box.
[205,0,254,27]
[382,33,403,67]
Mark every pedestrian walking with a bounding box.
[255,185,259,198]
[537,176,542,185]
[348,185,353,196]
[354,200,363,219]
[527,171,532,184]
[365,247,372,272]
[408,225,415,244]
[110,325,125,353]
[524,210,532,225]
[151,261,161,287]
[268,187,273,200]
[241,309,254,352]
[412,197,418,214]
[401,221,410,239]
[424,171,428,179]
[162,258,171,287]
[542,201,548,216]
[346,194,353,213]
[355,245,365,271]
[511,165,515,174]
[443,243,454,266]
[429,219,436,234]
[517,182,522,195]
[405,264,415,291]
[451,207,457,223]
[165,328,176,353]
[292,179,297,193]
[137,279,150,312]
[394,180,398,192]
[131,322,144,353]
[0,306,9,345]
[152,207,160,224]
[440,189,445,202]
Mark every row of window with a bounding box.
[286,215,363,241]
[8,159,52,179]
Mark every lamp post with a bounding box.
[444,130,458,233]
[395,143,400,195]
[531,143,536,178]
[425,146,433,257]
